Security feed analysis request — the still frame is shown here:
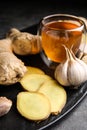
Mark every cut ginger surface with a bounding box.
[17,92,51,121]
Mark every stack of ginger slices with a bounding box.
[17,66,67,121]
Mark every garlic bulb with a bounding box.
[54,46,87,87]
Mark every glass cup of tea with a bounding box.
[37,14,86,69]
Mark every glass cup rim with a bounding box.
[41,13,86,32]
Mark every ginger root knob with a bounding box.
[7,28,42,55]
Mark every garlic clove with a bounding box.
[68,60,87,86]
[0,97,12,117]
[55,60,70,86]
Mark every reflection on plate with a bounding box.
[0,25,87,130]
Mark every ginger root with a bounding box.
[0,37,27,85]
[0,51,27,85]
[0,38,12,53]
[0,27,42,85]
[7,28,42,55]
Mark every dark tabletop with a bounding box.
[0,1,87,130]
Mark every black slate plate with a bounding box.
[0,24,87,130]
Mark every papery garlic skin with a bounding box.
[54,46,87,87]
[68,59,87,86]
[55,61,70,86]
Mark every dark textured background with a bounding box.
[0,0,87,36]
[0,1,87,130]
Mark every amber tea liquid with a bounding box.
[41,21,82,63]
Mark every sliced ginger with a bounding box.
[18,67,67,121]
[38,80,67,115]
[17,92,51,121]
[20,74,52,92]
[25,66,45,75]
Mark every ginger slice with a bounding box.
[25,66,45,75]
[20,74,52,92]
[17,92,51,121]
[38,80,67,115]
